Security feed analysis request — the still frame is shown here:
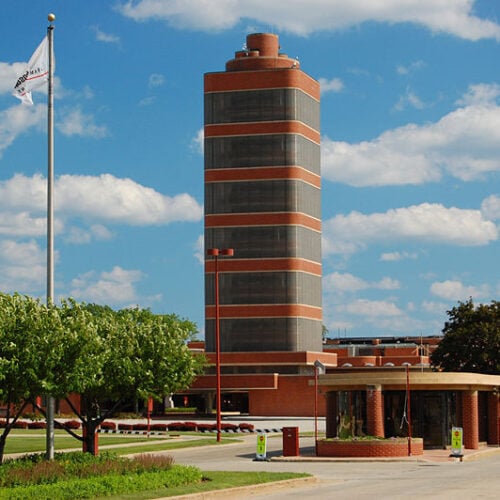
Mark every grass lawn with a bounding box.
[3,430,162,455]
[0,434,311,499]
[3,429,240,456]
[104,471,311,499]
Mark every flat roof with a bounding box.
[318,370,500,391]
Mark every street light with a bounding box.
[207,247,234,442]
[405,363,412,456]
[314,359,325,455]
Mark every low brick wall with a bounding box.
[317,438,423,457]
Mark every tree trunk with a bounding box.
[0,431,8,464]
[82,420,99,455]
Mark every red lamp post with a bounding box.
[207,247,234,442]
[405,363,412,456]
[314,360,325,455]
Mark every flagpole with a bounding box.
[46,12,56,461]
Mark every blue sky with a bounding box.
[0,0,498,340]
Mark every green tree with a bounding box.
[59,304,206,454]
[0,293,65,463]
[431,299,500,375]
[0,294,206,459]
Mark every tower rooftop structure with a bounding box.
[225,33,299,71]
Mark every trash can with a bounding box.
[282,426,299,456]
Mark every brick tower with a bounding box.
[204,33,322,353]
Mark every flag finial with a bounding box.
[48,13,56,23]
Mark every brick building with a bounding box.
[204,32,323,353]
[184,336,500,450]
[186,33,500,451]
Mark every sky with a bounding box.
[0,0,499,340]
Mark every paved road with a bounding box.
[162,433,500,499]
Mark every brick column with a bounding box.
[366,385,384,437]
[462,390,479,450]
[487,392,499,445]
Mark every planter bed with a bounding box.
[317,437,423,457]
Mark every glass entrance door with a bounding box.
[422,393,447,449]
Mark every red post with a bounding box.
[214,250,221,442]
[147,397,153,437]
[207,248,233,443]
[406,364,412,456]
[314,366,318,454]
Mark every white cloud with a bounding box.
[0,173,203,238]
[70,266,143,304]
[456,83,500,107]
[421,300,449,315]
[56,174,203,225]
[91,26,121,44]
[0,173,46,211]
[380,251,418,262]
[117,0,500,40]
[323,203,497,256]
[319,77,344,94]
[0,104,46,158]
[321,133,441,187]
[194,234,204,265]
[430,280,491,301]
[0,239,47,292]
[394,88,425,111]
[324,271,400,293]
[0,212,50,237]
[191,128,204,154]
[481,194,500,221]
[322,84,500,186]
[148,73,165,88]
[56,107,109,138]
[396,60,425,75]
[139,96,157,107]
[64,224,113,245]
[339,299,404,317]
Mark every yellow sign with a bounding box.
[451,427,463,455]
[256,433,267,460]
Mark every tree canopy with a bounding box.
[431,299,500,375]
[0,294,205,459]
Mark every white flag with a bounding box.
[13,36,51,105]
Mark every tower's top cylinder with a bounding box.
[247,33,279,57]
[226,33,300,72]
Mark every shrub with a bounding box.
[12,421,28,429]
[239,423,255,432]
[221,423,238,432]
[28,421,46,429]
[197,423,215,432]
[117,423,134,431]
[150,423,168,432]
[62,420,80,430]
[133,423,148,431]
[99,421,116,431]
[167,421,197,432]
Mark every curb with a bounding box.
[165,476,318,499]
